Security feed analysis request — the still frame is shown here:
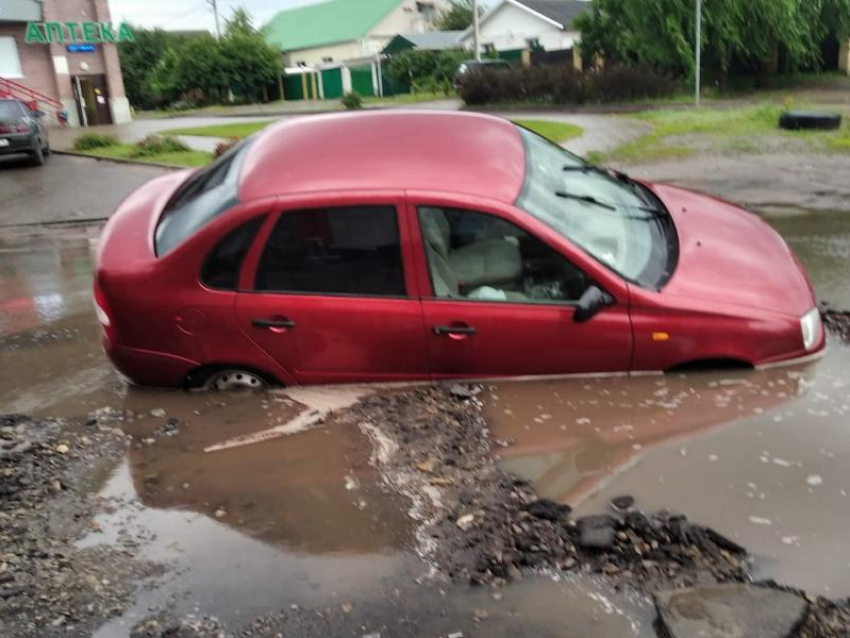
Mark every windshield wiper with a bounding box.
[554,190,616,211]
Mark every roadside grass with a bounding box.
[134,91,451,119]
[167,118,584,144]
[606,103,850,164]
[77,143,212,167]
[515,119,583,142]
[166,121,273,139]
[361,90,448,105]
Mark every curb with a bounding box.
[52,150,191,170]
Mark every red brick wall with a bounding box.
[3,0,128,104]
[0,23,59,102]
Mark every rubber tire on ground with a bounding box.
[31,144,45,166]
[43,142,51,155]
[779,111,842,131]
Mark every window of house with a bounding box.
[322,56,334,63]
[256,206,406,297]
[0,37,24,79]
[418,207,589,304]
[201,216,266,290]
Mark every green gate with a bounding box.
[321,68,344,99]
[349,65,375,97]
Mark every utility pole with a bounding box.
[207,0,221,38]
[472,0,481,61]
[695,0,702,105]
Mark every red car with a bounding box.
[94,112,824,390]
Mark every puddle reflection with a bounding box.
[487,366,810,504]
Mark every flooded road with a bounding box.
[487,209,850,597]
[1,208,849,634]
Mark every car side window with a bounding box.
[418,206,588,304]
[256,206,406,297]
[201,215,266,290]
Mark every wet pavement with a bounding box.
[0,206,849,634]
[0,154,167,226]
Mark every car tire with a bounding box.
[31,143,45,166]
[202,369,269,392]
[43,141,51,155]
[779,111,842,131]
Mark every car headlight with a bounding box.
[800,308,821,351]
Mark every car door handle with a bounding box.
[434,325,476,336]
[252,318,297,329]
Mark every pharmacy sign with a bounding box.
[25,22,135,44]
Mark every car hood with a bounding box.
[647,183,815,317]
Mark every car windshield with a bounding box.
[154,138,253,256]
[515,126,678,289]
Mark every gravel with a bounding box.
[351,386,749,590]
[0,413,157,637]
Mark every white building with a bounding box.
[461,0,591,55]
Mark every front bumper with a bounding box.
[103,335,200,388]
[0,133,36,155]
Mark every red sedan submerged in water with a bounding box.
[94,112,824,389]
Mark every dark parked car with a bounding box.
[454,58,511,89]
[0,98,50,166]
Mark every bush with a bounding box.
[72,133,120,151]
[342,91,363,110]
[130,135,191,158]
[459,65,677,106]
[214,137,239,157]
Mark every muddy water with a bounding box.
[487,209,850,597]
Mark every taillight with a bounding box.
[93,278,117,342]
[0,125,11,134]
[14,122,30,133]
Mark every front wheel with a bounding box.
[31,143,45,166]
[203,369,268,391]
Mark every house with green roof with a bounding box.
[265,0,449,67]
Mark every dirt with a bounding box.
[0,411,158,637]
[351,386,749,589]
[821,305,850,345]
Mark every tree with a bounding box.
[220,8,281,102]
[119,27,190,108]
[574,0,850,84]
[118,9,281,108]
[435,0,481,31]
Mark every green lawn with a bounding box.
[165,117,584,144]
[606,103,850,164]
[514,119,583,142]
[166,121,274,139]
[77,144,212,168]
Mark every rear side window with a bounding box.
[201,215,266,290]
[154,139,253,256]
[0,100,25,119]
[255,206,406,297]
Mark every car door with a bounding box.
[408,198,633,379]
[234,193,430,385]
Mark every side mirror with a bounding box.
[574,285,615,323]
[33,110,45,119]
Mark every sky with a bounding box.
[108,0,496,33]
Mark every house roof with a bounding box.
[467,0,591,37]
[265,0,402,53]
[382,31,464,55]
[518,0,592,29]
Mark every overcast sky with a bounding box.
[108,0,495,32]
[107,0,315,32]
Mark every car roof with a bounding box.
[238,111,527,204]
